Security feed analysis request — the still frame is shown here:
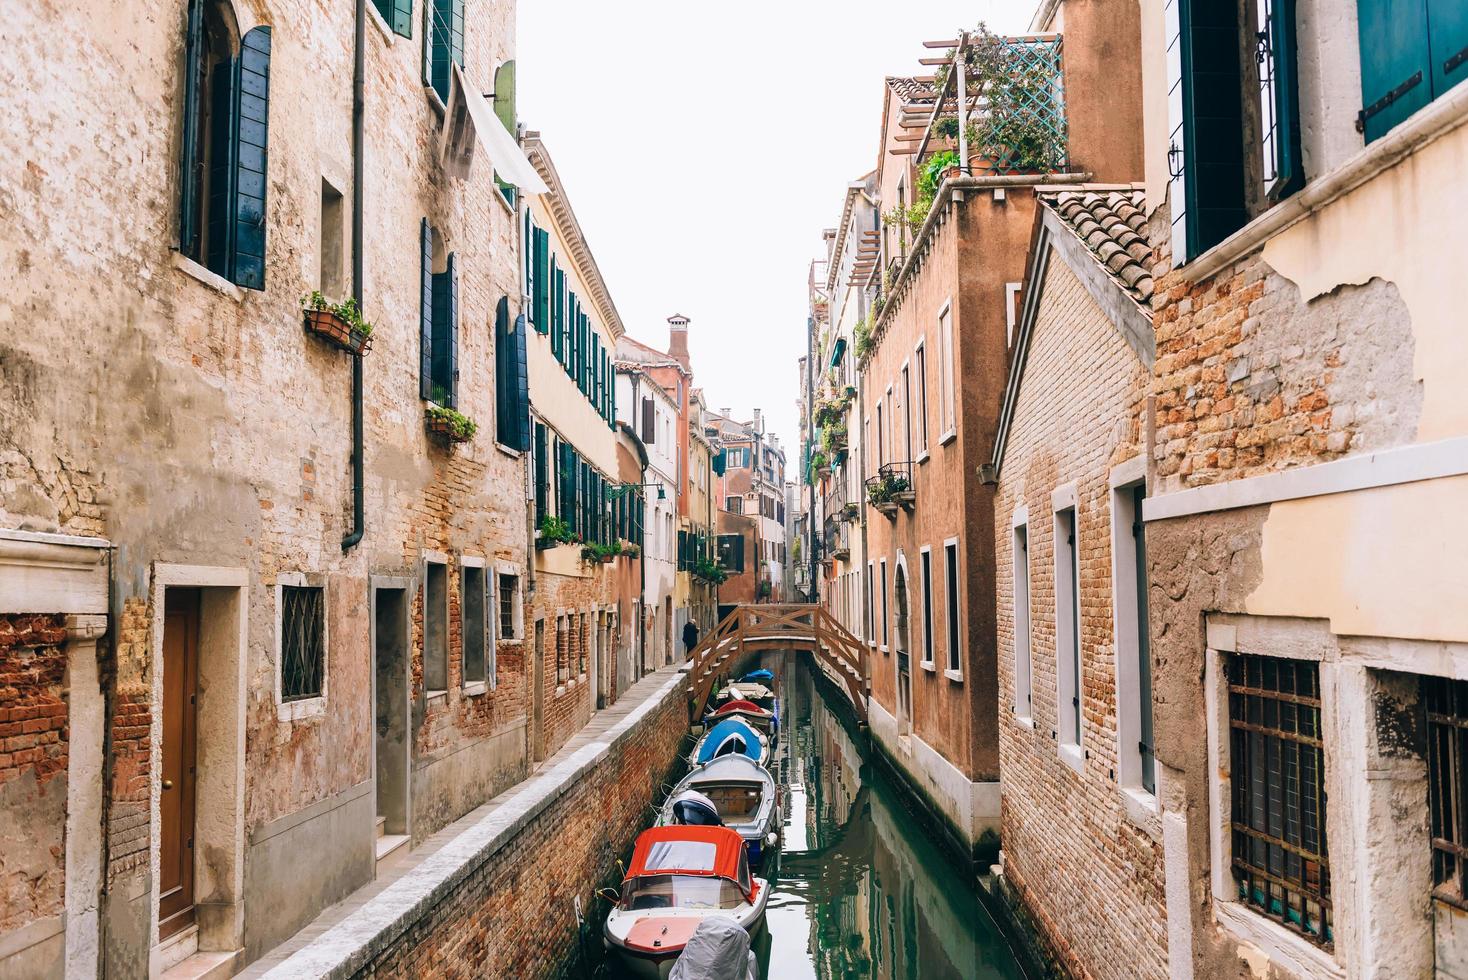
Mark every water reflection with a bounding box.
[758,651,1027,980]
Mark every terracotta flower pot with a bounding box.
[304,308,372,355]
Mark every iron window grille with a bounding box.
[1426,676,1468,910]
[280,586,325,702]
[498,574,518,639]
[1227,653,1331,947]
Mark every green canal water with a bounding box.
[593,650,1030,979]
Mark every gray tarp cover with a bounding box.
[668,917,757,980]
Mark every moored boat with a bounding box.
[603,826,769,979]
[705,698,777,738]
[690,717,771,768]
[660,755,780,869]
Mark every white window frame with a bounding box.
[914,339,929,460]
[422,550,450,698]
[919,545,935,670]
[942,537,962,681]
[879,558,889,653]
[460,555,489,695]
[937,299,956,444]
[1011,507,1033,724]
[275,571,328,722]
[866,561,876,647]
[1005,282,1022,347]
[1052,485,1083,772]
[900,361,912,465]
[1109,458,1157,818]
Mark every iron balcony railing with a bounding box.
[865,461,915,518]
[823,515,852,561]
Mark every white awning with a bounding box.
[439,62,548,195]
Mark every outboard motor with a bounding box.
[670,790,721,827]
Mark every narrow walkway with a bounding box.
[240,664,686,979]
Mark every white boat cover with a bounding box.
[668,917,757,980]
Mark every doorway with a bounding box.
[532,618,546,763]
[894,564,913,735]
[159,588,200,941]
[373,586,409,841]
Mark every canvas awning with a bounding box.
[440,62,548,194]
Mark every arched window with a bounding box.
[178,1,271,289]
[894,563,910,656]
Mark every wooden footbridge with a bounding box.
[687,604,869,724]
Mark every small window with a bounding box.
[425,0,463,105]
[319,179,345,299]
[1054,506,1081,745]
[915,342,929,454]
[498,572,520,640]
[866,562,876,644]
[1012,523,1032,715]
[725,496,743,514]
[944,541,961,674]
[937,306,955,436]
[419,221,459,407]
[1112,481,1155,794]
[280,585,325,702]
[556,615,569,684]
[462,563,487,687]
[880,559,889,651]
[919,548,934,666]
[1227,654,1331,946]
[424,560,448,692]
[578,612,588,675]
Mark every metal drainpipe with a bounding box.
[342,0,366,551]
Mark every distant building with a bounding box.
[709,408,788,614]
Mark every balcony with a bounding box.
[865,462,915,519]
[824,517,851,561]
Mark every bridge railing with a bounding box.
[687,604,868,723]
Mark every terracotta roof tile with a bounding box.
[886,77,936,106]
[1040,188,1154,306]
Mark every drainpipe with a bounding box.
[342,0,366,551]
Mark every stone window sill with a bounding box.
[278,696,325,723]
[920,659,937,673]
[1013,713,1036,733]
[939,429,957,447]
[1212,900,1343,979]
[173,252,243,302]
[943,668,963,683]
[425,689,447,704]
[1120,785,1162,842]
[494,442,522,460]
[462,681,488,697]
[1058,741,1085,775]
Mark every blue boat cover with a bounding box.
[740,669,774,684]
[695,718,764,765]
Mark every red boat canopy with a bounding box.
[715,699,769,716]
[625,826,752,897]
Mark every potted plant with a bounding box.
[425,405,477,445]
[621,541,640,559]
[536,515,574,549]
[842,501,860,522]
[302,292,374,355]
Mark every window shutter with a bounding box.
[591,334,601,409]
[430,254,457,406]
[642,398,656,444]
[1163,0,1190,267]
[495,299,512,445]
[551,260,563,358]
[513,312,530,451]
[533,227,550,333]
[1429,0,1468,102]
[734,534,744,573]
[534,423,548,519]
[1256,0,1302,199]
[558,440,572,521]
[391,0,412,37]
[179,0,204,257]
[420,218,433,400]
[447,253,460,407]
[232,26,271,290]
[206,58,238,277]
[450,0,464,67]
[1356,0,1431,143]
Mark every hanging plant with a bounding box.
[425,405,477,444]
[302,291,374,355]
[536,515,575,548]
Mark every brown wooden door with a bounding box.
[159,588,199,939]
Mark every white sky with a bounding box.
[517,1,1037,456]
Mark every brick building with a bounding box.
[611,423,648,700]
[522,134,625,762]
[0,0,540,973]
[709,408,788,612]
[989,187,1166,979]
[1137,0,1468,976]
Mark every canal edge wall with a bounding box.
[255,666,690,979]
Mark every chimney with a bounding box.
[667,314,690,369]
[752,408,763,433]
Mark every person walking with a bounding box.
[682,619,700,659]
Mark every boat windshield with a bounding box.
[621,874,746,911]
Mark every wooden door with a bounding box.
[159,588,199,939]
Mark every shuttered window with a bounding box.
[494,299,529,451]
[427,0,463,104]
[1356,0,1466,143]
[429,254,459,407]
[419,219,434,400]
[533,227,550,336]
[642,398,656,444]
[178,4,271,290]
[373,0,412,38]
[1256,0,1302,199]
[551,260,563,359]
[534,423,548,521]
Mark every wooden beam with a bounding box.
[923,38,960,48]
[918,57,948,65]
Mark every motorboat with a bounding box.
[738,668,773,685]
[715,681,774,705]
[669,918,757,980]
[661,755,780,869]
[690,718,770,768]
[705,698,778,738]
[603,826,768,980]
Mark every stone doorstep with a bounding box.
[242,664,688,980]
[162,949,241,980]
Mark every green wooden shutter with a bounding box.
[494,60,517,131]
[513,312,530,451]
[591,334,601,410]
[232,26,271,290]
[1357,0,1431,143]
[551,263,563,360]
[1256,0,1302,200]
[431,254,457,406]
[534,423,548,520]
[495,298,513,445]
[205,57,237,277]
[1429,0,1468,103]
[420,218,433,400]
[178,0,204,258]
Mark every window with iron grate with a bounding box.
[498,574,519,640]
[1227,653,1331,947]
[1426,676,1468,910]
[280,586,325,702]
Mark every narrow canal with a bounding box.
[590,650,1029,979]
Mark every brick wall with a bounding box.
[529,567,609,759]
[992,256,1167,980]
[351,677,687,978]
[0,614,69,934]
